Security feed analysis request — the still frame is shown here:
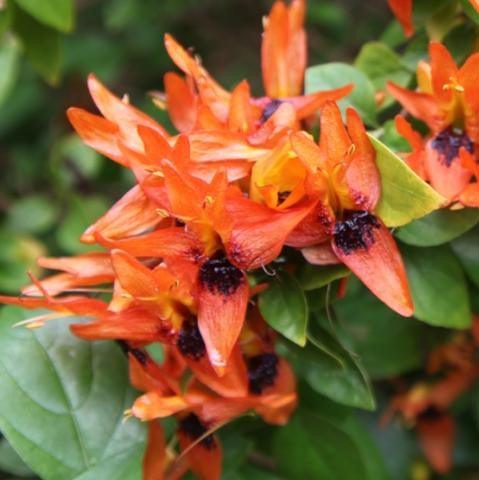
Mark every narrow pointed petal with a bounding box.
[387,82,443,131]
[164,71,197,133]
[320,102,351,163]
[81,186,163,243]
[197,258,249,373]
[345,108,381,210]
[67,108,124,164]
[332,213,413,316]
[143,422,166,480]
[261,0,306,98]
[132,393,189,421]
[429,43,458,102]
[388,0,413,36]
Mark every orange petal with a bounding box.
[331,213,413,316]
[70,307,167,342]
[186,345,248,398]
[261,0,306,98]
[429,43,457,103]
[345,108,381,210]
[387,82,443,131]
[67,108,124,165]
[228,80,259,134]
[424,142,472,201]
[388,0,414,37]
[224,195,316,270]
[417,414,454,474]
[288,85,354,119]
[164,72,198,133]
[132,392,189,421]
[319,102,351,165]
[81,186,163,243]
[177,423,222,480]
[197,259,249,374]
[459,182,479,207]
[143,422,166,480]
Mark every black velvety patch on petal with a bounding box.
[116,340,148,365]
[431,127,474,167]
[260,99,284,124]
[199,257,244,296]
[333,210,380,255]
[178,413,216,450]
[247,353,279,395]
[177,319,206,360]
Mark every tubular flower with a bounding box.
[162,0,352,139]
[124,313,296,480]
[389,42,479,204]
[384,322,479,474]
[288,102,413,316]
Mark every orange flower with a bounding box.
[384,326,479,474]
[390,43,479,203]
[162,0,352,137]
[289,102,413,316]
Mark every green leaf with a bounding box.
[0,306,146,480]
[460,0,479,24]
[298,264,349,291]
[335,286,430,379]
[402,245,471,328]
[7,194,59,234]
[56,196,109,254]
[355,42,412,94]
[13,0,73,32]
[258,271,308,346]
[274,406,388,480]
[305,63,377,126]
[0,437,33,477]
[369,135,445,227]
[396,208,479,247]
[451,226,479,288]
[0,38,20,107]
[289,327,375,410]
[12,5,62,85]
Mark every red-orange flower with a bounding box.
[390,42,479,205]
[288,102,413,316]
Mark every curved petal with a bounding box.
[81,186,163,243]
[429,43,457,103]
[332,215,413,316]
[67,108,124,165]
[165,71,198,133]
[387,82,443,131]
[388,0,413,36]
[197,261,249,374]
[143,422,167,480]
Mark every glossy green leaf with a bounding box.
[369,135,445,227]
[274,407,388,480]
[298,264,349,291]
[0,437,33,477]
[305,62,377,126]
[451,225,479,288]
[0,306,146,480]
[402,245,471,328]
[396,208,479,246]
[355,42,412,95]
[13,0,73,32]
[289,327,375,410]
[335,286,430,379]
[7,195,59,234]
[12,5,62,84]
[0,39,20,107]
[258,271,308,346]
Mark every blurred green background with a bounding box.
[0,0,390,295]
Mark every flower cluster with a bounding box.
[390,42,479,207]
